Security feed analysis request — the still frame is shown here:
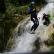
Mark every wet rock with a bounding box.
[44,23,54,47]
[33,37,41,52]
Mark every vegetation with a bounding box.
[0,0,48,52]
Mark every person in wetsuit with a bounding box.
[28,2,39,33]
[42,13,50,26]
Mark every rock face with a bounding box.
[46,23,54,37]
[44,23,54,47]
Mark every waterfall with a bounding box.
[4,1,54,53]
[9,2,54,53]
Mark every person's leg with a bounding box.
[31,18,35,31]
[45,18,50,26]
[33,24,38,31]
[33,20,39,31]
[31,24,34,31]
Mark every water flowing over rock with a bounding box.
[4,2,54,53]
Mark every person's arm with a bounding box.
[28,7,33,14]
[33,8,36,11]
[29,7,36,13]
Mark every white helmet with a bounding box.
[31,1,35,5]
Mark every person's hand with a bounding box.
[38,17,40,20]
[33,18,35,21]
[33,8,35,11]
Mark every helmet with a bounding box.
[31,2,35,5]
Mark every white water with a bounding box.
[46,0,54,3]
[4,2,54,53]
[9,3,54,53]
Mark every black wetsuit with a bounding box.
[42,14,50,26]
[28,6,39,31]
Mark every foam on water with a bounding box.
[4,2,54,53]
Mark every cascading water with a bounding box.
[4,1,54,53]
[10,3,54,53]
